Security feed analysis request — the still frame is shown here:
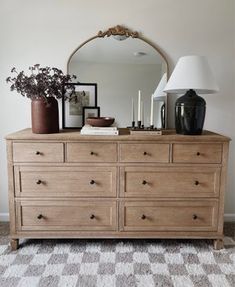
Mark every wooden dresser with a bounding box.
[5,129,230,250]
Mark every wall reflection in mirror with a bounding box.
[67,26,168,128]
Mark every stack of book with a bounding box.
[80,125,119,135]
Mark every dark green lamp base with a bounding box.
[175,89,206,135]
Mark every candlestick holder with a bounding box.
[130,125,162,135]
[132,121,135,128]
[137,121,142,129]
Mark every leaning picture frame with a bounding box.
[62,83,97,129]
[82,106,100,126]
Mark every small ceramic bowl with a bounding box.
[86,117,115,127]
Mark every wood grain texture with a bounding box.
[120,200,218,232]
[10,239,19,250]
[172,143,222,163]
[120,143,169,163]
[67,142,117,162]
[5,128,231,142]
[14,166,117,197]
[120,166,220,198]
[13,142,64,163]
[17,200,116,231]
[5,128,230,250]
[213,239,224,250]
[6,140,16,236]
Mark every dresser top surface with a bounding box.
[5,128,230,142]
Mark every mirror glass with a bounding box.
[68,31,168,128]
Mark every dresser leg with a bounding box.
[10,239,19,251]
[213,239,224,250]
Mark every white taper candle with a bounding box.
[141,101,144,125]
[150,94,154,126]
[137,90,141,121]
[131,98,135,122]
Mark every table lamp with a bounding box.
[153,73,167,128]
[163,55,219,135]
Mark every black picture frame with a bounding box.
[62,83,97,129]
[82,106,100,126]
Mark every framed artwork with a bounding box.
[62,83,97,129]
[83,106,100,126]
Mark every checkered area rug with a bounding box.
[0,237,234,287]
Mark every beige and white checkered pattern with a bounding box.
[0,237,234,287]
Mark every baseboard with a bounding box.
[0,213,9,222]
[224,213,235,222]
[1,213,235,223]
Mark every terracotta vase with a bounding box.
[31,97,59,134]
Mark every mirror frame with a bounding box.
[66,25,169,128]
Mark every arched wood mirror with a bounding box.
[67,25,168,128]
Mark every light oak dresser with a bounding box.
[6,128,230,250]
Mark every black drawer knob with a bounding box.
[143,151,147,155]
[141,214,146,220]
[142,180,147,185]
[90,180,95,185]
[193,214,198,220]
[37,214,43,219]
[35,151,41,155]
[194,180,199,186]
[196,152,200,156]
[90,214,95,219]
[36,180,42,185]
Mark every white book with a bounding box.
[81,129,119,135]
[82,125,117,131]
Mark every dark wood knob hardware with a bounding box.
[37,214,43,219]
[35,151,41,155]
[90,214,95,219]
[141,214,146,220]
[193,214,198,220]
[90,180,95,185]
[142,180,147,185]
[36,180,42,185]
[90,151,94,155]
[194,180,199,186]
[196,152,200,156]
[143,151,147,155]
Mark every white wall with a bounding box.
[0,0,234,220]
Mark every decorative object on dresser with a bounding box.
[129,89,163,134]
[6,64,77,134]
[62,83,98,129]
[6,128,230,251]
[80,125,119,135]
[85,116,114,127]
[164,55,219,135]
[82,107,101,126]
[153,73,167,129]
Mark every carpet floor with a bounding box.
[0,223,234,287]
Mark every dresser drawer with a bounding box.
[17,200,116,231]
[172,143,222,163]
[67,143,117,162]
[15,166,116,197]
[120,167,220,198]
[120,200,218,231]
[120,143,169,163]
[13,142,64,163]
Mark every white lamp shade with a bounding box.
[153,72,167,101]
[163,55,219,94]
